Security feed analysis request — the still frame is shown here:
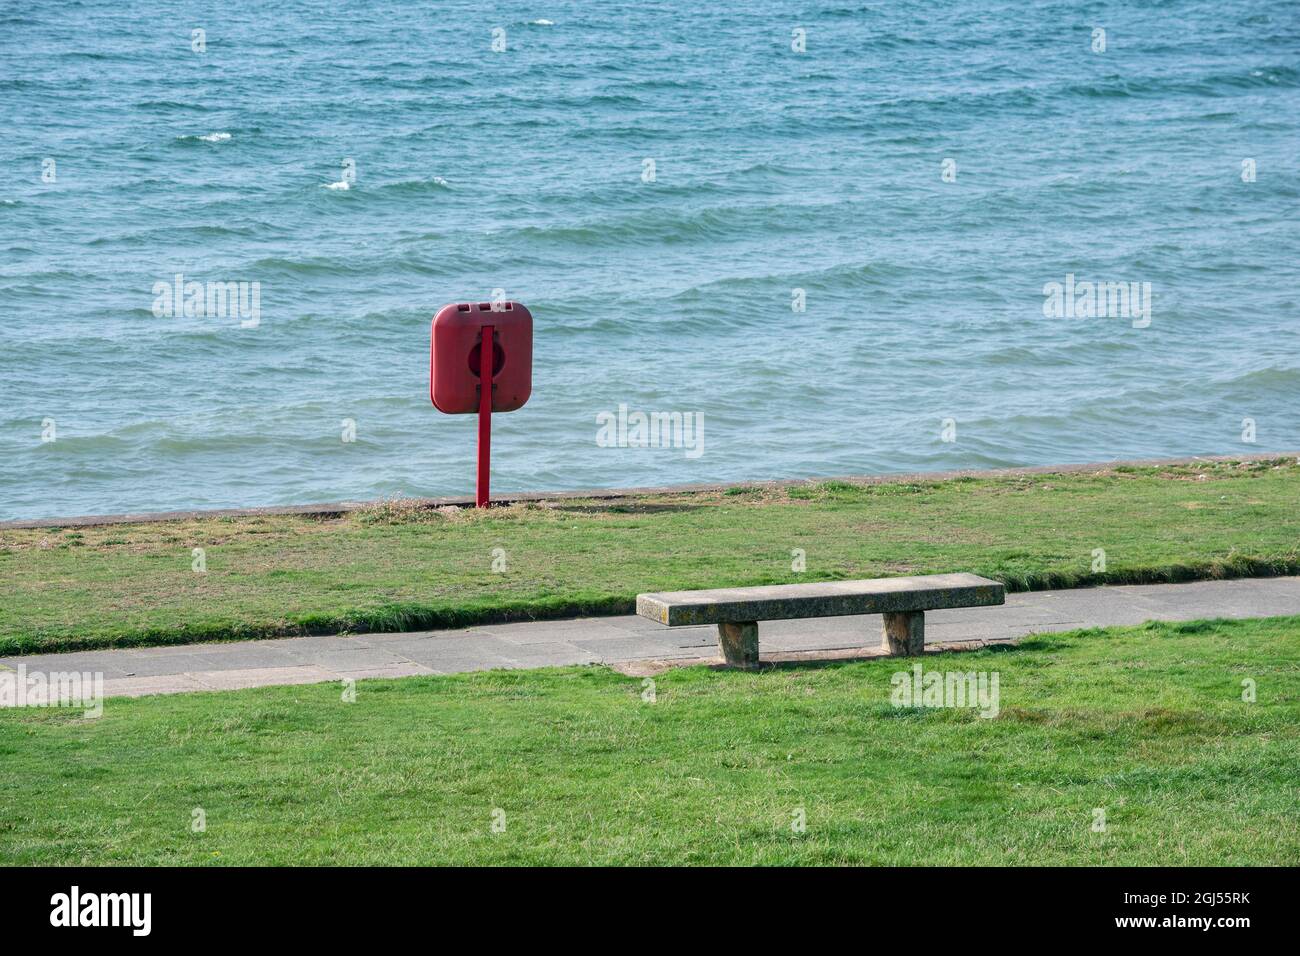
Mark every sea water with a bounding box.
[1,0,1297,519]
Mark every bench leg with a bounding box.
[881,610,924,656]
[717,621,760,669]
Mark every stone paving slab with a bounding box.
[187,665,338,692]
[567,634,695,662]
[335,662,440,681]
[1,576,1297,699]
[273,647,411,670]
[471,618,644,645]
[99,654,216,678]
[490,642,599,668]
[101,674,212,697]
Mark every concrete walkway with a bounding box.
[4,576,1299,698]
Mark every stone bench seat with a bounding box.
[636,573,1005,668]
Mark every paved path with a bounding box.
[4,576,1298,698]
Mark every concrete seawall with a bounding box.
[3,451,1296,531]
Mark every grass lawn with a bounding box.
[1,457,1298,655]
[0,615,1296,866]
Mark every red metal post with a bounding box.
[476,325,493,508]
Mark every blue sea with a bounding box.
[2,0,1298,520]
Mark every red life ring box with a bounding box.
[429,301,533,414]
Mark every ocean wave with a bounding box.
[86,222,268,246]
[661,263,898,303]
[243,254,459,279]
[977,339,1136,368]
[136,99,210,112]
[316,176,452,195]
[171,131,233,146]
[373,177,451,195]
[1062,65,1300,100]
[249,255,366,276]
[1210,365,1300,391]
[506,200,828,248]
[372,74,474,90]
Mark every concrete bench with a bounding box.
[636,573,1005,668]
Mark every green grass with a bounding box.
[1,616,1296,865]
[2,457,1298,655]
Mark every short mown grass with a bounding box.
[0,616,1296,865]
[1,457,1298,654]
